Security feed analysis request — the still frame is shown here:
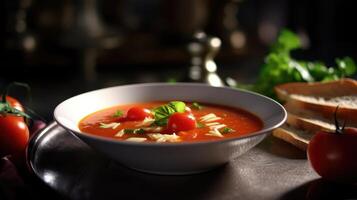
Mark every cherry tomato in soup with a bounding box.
[185,106,192,113]
[168,112,196,132]
[126,107,152,121]
[307,127,357,183]
[0,115,29,158]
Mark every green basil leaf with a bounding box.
[124,128,145,134]
[152,101,186,126]
[197,122,205,128]
[168,101,186,113]
[220,127,234,134]
[191,102,203,110]
[113,110,124,117]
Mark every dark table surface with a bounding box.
[3,122,357,200]
[28,122,314,200]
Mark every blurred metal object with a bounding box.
[187,32,225,87]
[58,0,122,83]
[59,0,121,49]
[5,0,37,52]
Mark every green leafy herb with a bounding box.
[336,57,356,77]
[0,82,31,119]
[220,127,234,134]
[152,101,186,126]
[123,129,134,134]
[197,122,205,128]
[113,110,124,117]
[0,102,30,118]
[233,29,357,99]
[124,128,145,134]
[191,102,203,110]
[167,78,177,83]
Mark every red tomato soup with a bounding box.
[78,101,263,143]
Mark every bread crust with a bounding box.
[275,78,357,125]
[272,78,357,150]
[286,112,335,133]
[275,78,357,100]
[287,98,357,125]
[272,126,309,151]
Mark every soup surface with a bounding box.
[79,101,263,143]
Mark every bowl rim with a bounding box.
[54,82,287,147]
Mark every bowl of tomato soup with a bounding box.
[54,83,286,175]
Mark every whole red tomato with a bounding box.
[0,116,29,158]
[0,96,29,159]
[307,127,357,183]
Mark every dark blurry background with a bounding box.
[2,0,357,121]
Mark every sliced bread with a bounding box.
[275,78,357,101]
[284,101,357,130]
[275,79,357,125]
[272,78,357,150]
[272,124,313,151]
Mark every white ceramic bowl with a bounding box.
[54,83,286,175]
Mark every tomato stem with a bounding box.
[334,105,345,134]
[1,82,32,119]
[1,82,31,104]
